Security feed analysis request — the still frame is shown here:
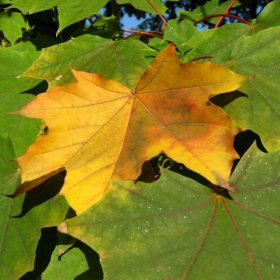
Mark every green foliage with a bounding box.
[0,11,29,44]
[24,36,152,89]
[0,42,41,155]
[0,0,280,279]
[0,136,69,279]
[116,0,167,14]
[66,147,280,278]
[192,0,241,24]
[183,22,280,152]
[10,0,109,34]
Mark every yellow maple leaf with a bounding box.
[13,43,244,214]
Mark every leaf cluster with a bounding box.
[1,0,280,279]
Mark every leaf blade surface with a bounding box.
[63,143,280,279]
[15,43,244,213]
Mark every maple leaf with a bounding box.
[13,43,245,214]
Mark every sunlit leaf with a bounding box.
[222,26,280,151]
[62,143,280,279]
[163,19,198,52]
[0,43,41,156]
[255,0,280,30]
[0,11,29,44]
[14,43,244,214]
[0,136,69,279]
[24,35,152,90]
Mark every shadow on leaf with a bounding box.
[20,227,58,280]
[20,80,48,96]
[11,173,65,218]
[210,90,247,107]
[20,229,103,280]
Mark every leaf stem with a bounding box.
[195,13,251,26]
[190,56,213,62]
[215,0,237,28]
[146,0,167,24]
[52,7,63,42]
[123,31,163,40]
[123,29,162,34]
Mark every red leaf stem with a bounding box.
[215,0,237,28]
[195,13,251,26]
[146,0,167,24]
[123,31,163,40]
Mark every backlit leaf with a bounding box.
[163,19,199,52]
[14,43,244,214]
[182,23,251,64]
[255,0,280,30]
[23,35,152,90]
[193,0,241,24]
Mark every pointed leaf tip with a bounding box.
[57,222,68,234]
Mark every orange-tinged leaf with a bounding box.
[14,43,245,214]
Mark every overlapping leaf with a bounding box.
[0,42,41,156]
[192,0,240,24]
[14,43,244,214]
[178,0,240,25]
[163,19,198,52]
[10,0,108,34]
[182,23,251,64]
[183,23,280,151]
[35,240,102,279]
[61,143,280,279]
[0,11,29,44]
[255,0,280,30]
[219,27,280,151]
[0,136,69,279]
[24,35,152,90]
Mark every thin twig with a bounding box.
[215,0,237,28]
[195,13,251,26]
[122,29,162,34]
[146,0,167,24]
[123,32,163,40]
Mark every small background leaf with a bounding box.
[0,11,29,44]
[193,0,241,24]
[10,0,109,34]
[163,19,198,52]
[255,0,280,30]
